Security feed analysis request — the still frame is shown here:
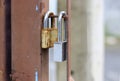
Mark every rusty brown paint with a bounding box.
[0,0,4,8]
[0,5,5,81]
[0,0,1,7]
[0,71,3,80]
[66,0,71,81]
[0,0,2,7]
[0,1,6,81]
[12,0,49,81]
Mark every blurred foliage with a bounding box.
[105,24,120,38]
[105,24,120,45]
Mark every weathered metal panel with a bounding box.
[11,0,49,81]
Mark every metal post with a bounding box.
[49,0,57,81]
[11,0,49,81]
[0,0,11,81]
[0,2,6,81]
[66,0,71,81]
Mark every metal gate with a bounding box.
[0,0,71,81]
[0,0,49,81]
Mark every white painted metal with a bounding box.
[49,0,58,81]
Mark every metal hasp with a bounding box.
[54,11,67,62]
[42,11,55,48]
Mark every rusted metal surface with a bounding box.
[66,0,71,81]
[11,0,49,81]
[0,0,1,6]
[0,0,11,80]
[0,0,3,7]
[0,2,6,81]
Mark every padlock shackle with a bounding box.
[43,11,55,29]
[58,11,67,42]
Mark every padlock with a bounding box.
[50,17,58,47]
[42,11,55,48]
[54,11,67,62]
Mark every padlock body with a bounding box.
[42,29,51,48]
[53,41,67,62]
[50,27,58,47]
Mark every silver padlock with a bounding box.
[54,11,67,62]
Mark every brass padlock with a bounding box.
[50,17,58,47]
[42,11,55,48]
[42,29,51,48]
